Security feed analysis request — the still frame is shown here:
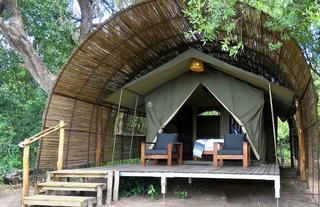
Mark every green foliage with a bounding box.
[174,186,189,199]
[0,0,76,182]
[184,0,320,74]
[0,62,45,181]
[147,184,160,200]
[277,118,290,166]
[18,0,76,74]
[119,177,149,197]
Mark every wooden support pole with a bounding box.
[268,84,278,164]
[161,176,167,203]
[288,117,295,168]
[113,171,120,201]
[22,145,30,199]
[57,120,65,171]
[96,106,102,166]
[295,97,306,181]
[106,171,113,206]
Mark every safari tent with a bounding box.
[22,0,320,206]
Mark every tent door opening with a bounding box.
[162,85,232,160]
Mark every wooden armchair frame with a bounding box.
[141,142,183,166]
[213,142,250,168]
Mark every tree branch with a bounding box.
[0,0,56,93]
[301,44,320,77]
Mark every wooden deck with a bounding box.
[52,162,280,203]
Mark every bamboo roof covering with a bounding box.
[39,0,319,172]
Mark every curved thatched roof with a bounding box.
[38,0,318,169]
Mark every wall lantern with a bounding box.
[190,58,204,72]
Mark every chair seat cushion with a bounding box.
[145,149,168,155]
[217,149,243,155]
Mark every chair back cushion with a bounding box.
[223,133,246,150]
[155,133,178,150]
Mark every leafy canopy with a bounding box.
[184,0,320,75]
[0,0,76,180]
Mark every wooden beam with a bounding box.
[22,145,30,199]
[96,106,102,166]
[57,120,65,171]
[295,97,306,181]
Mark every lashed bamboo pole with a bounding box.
[112,89,123,164]
[129,94,139,161]
[268,84,278,164]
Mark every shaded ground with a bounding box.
[0,178,317,207]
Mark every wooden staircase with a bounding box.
[19,120,115,207]
[23,170,112,207]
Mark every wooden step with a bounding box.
[23,195,96,207]
[37,182,106,191]
[50,169,111,178]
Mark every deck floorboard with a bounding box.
[65,163,280,177]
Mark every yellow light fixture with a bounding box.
[190,58,204,72]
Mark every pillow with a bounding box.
[155,133,178,150]
[223,133,246,150]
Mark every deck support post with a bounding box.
[188,177,192,184]
[161,176,167,203]
[113,171,120,201]
[57,120,65,171]
[295,97,306,181]
[106,171,113,206]
[97,185,103,207]
[96,106,102,166]
[274,176,280,207]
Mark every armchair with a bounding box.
[213,134,250,168]
[141,133,183,166]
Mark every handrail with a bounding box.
[19,120,67,200]
[18,122,67,148]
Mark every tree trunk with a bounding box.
[0,0,56,93]
[78,0,94,41]
[0,0,96,93]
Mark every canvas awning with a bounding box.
[103,48,296,116]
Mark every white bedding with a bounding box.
[196,138,224,151]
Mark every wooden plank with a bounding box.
[257,165,267,175]
[37,182,106,189]
[23,195,96,207]
[296,97,306,181]
[96,106,102,166]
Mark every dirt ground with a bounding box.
[0,179,317,207]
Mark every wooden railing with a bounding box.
[18,120,67,198]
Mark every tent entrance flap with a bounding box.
[145,70,265,160]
